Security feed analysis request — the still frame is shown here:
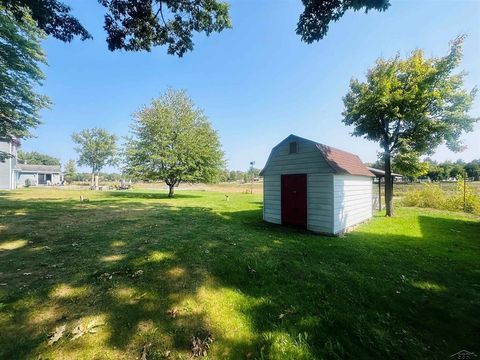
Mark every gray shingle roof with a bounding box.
[15,164,61,173]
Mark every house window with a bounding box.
[289,141,298,154]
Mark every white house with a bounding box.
[260,134,374,235]
[0,138,62,189]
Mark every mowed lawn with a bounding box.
[0,189,479,359]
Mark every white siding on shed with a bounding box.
[263,174,281,224]
[307,174,333,233]
[333,175,372,234]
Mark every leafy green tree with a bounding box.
[342,36,478,216]
[4,0,231,57]
[392,153,429,180]
[0,7,50,149]
[297,0,390,43]
[465,160,480,180]
[72,128,117,189]
[6,0,395,56]
[124,89,224,197]
[64,159,77,184]
[449,163,465,179]
[17,150,60,165]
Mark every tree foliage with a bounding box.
[5,0,396,56]
[4,0,231,57]
[0,7,50,141]
[124,89,224,197]
[296,0,390,43]
[17,150,60,165]
[64,159,77,183]
[342,36,478,215]
[72,128,117,188]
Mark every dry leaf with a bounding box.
[71,324,85,341]
[141,342,151,360]
[48,324,66,345]
[132,270,144,278]
[166,307,179,318]
[191,334,213,357]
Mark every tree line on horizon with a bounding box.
[366,158,480,182]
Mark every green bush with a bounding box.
[402,179,480,215]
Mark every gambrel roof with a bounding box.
[261,134,373,177]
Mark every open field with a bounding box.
[0,188,479,359]
[68,180,480,197]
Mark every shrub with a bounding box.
[24,179,31,187]
[402,179,480,215]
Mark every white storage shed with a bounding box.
[260,135,374,235]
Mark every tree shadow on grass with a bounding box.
[0,193,479,359]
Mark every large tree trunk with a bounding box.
[91,171,95,189]
[168,184,175,198]
[384,151,394,216]
[94,173,99,190]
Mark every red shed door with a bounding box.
[281,174,307,227]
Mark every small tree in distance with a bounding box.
[72,128,117,189]
[342,35,478,216]
[17,150,60,165]
[124,89,224,197]
[64,159,77,184]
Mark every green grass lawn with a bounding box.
[0,188,479,359]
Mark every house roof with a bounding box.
[261,134,374,177]
[367,167,403,178]
[15,164,61,173]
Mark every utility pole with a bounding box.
[249,161,255,194]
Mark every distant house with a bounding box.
[0,139,62,189]
[260,134,374,235]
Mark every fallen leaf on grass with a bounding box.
[191,333,213,357]
[141,342,152,360]
[166,307,179,318]
[132,270,144,278]
[48,324,66,345]
[70,320,104,340]
[71,324,85,341]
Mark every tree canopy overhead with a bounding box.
[124,88,224,197]
[3,0,393,56]
[297,0,390,43]
[3,0,232,56]
[342,35,478,216]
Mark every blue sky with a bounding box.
[24,0,480,172]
